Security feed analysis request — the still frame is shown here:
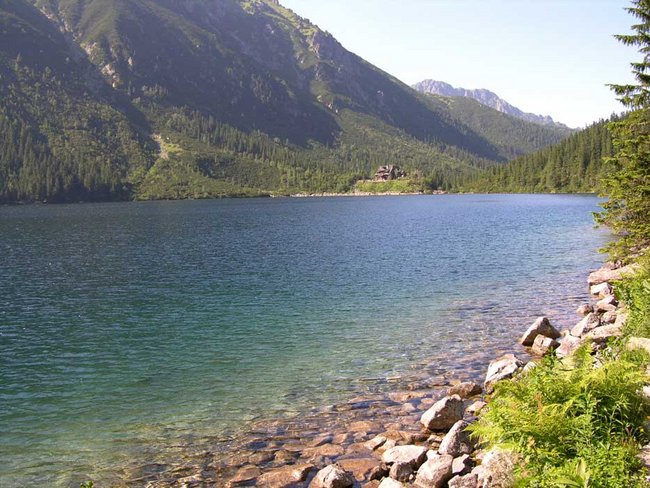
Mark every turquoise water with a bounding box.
[0,195,606,486]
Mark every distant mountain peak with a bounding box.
[413,79,570,129]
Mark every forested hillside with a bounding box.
[0,0,571,202]
[459,119,614,193]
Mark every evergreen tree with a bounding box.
[597,0,650,258]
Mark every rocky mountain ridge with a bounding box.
[413,79,570,129]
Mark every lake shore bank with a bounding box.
[123,260,636,488]
[127,265,625,488]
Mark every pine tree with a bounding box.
[597,0,650,259]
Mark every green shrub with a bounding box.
[616,257,650,338]
[470,346,650,487]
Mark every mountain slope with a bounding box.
[413,79,569,129]
[0,0,154,202]
[460,118,614,193]
[0,0,574,202]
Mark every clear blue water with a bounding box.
[0,194,607,486]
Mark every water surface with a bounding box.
[0,194,607,486]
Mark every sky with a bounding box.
[280,0,638,128]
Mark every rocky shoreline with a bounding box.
[134,261,645,488]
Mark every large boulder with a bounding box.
[484,354,523,393]
[382,445,429,469]
[570,313,600,338]
[556,334,583,358]
[595,295,618,313]
[478,448,520,488]
[420,395,464,431]
[590,282,613,298]
[615,311,628,328]
[414,454,454,488]
[438,420,475,457]
[583,324,623,344]
[531,335,560,356]
[309,464,355,488]
[519,317,561,347]
[588,263,639,286]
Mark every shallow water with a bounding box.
[0,194,607,486]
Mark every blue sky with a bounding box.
[280,0,637,128]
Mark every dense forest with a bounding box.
[459,118,615,193]
[0,0,572,202]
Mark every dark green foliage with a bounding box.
[470,348,650,487]
[616,256,650,337]
[597,110,650,259]
[0,0,154,202]
[0,0,572,202]
[460,119,614,193]
[597,0,650,259]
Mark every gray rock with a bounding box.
[439,420,475,457]
[584,324,623,344]
[588,263,639,286]
[414,454,454,488]
[556,334,583,358]
[465,401,486,415]
[478,448,520,488]
[531,335,560,356]
[420,395,464,431]
[519,317,561,347]
[601,311,617,324]
[451,454,473,476]
[590,282,613,298]
[448,382,483,399]
[309,464,355,488]
[448,473,479,488]
[570,313,600,338]
[614,311,628,328]
[595,294,618,313]
[627,336,650,355]
[389,461,413,482]
[576,303,593,316]
[382,445,429,469]
[484,354,523,393]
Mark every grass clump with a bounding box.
[470,346,650,487]
[617,256,650,338]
